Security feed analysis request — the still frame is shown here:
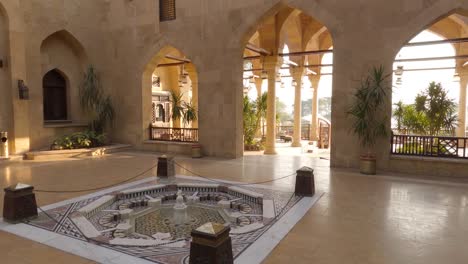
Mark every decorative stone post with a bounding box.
[291,68,305,147]
[309,76,320,141]
[294,167,315,197]
[3,183,38,223]
[189,222,233,264]
[157,155,175,178]
[263,56,280,155]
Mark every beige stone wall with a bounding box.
[1,0,468,176]
[0,7,12,152]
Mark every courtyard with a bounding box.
[1,151,468,263]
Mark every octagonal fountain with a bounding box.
[69,182,273,246]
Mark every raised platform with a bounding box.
[24,144,131,161]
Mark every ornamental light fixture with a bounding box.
[395,65,404,76]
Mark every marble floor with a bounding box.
[1,151,468,263]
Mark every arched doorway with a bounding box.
[390,11,468,159]
[242,5,333,157]
[143,46,199,144]
[43,69,68,121]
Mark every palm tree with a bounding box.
[170,90,185,127]
[182,100,197,127]
[393,101,404,132]
[255,92,267,136]
[79,66,114,133]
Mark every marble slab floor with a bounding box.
[1,151,468,264]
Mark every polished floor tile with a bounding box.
[1,151,468,263]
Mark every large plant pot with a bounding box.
[192,144,202,158]
[360,156,376,175]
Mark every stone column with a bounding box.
[309,76,320,141]
[291,68,304,147]
[255,77,263,98]
[457,71,468,138]
[263,56,280,155]
[187,66,198,129]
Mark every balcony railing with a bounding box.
[391,134,468,159]
[150,126,198,143]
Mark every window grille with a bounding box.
[160,0,176,22]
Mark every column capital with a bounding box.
[290,67,305,81]
[262,56,282,72]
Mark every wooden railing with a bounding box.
[150,126,198,143]
[391,134,468,159]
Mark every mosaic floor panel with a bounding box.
[0,175,322,264]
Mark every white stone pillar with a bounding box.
[255,78,263,98]
[309,76,320,141]
[291,68,304,147]
[263,56,280,155]
[457,72,468,138]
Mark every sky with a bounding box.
[244,30,460,116]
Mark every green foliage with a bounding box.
[169,90,198,127]
[170,90,185,124]
[348,66,391,152]
[276,98,292,123]
[243,96,258,146]
[243,93,267,150]
[51,130,106,150]
[79,66,115,133]
[392,82,458,136]
[183,100,198,126]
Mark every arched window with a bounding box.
[43,70,67,121]
[156,104,165,122]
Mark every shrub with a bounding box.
[51,131,106,150]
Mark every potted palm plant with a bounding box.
[348,66,391,174]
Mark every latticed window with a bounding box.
[159,0,176,22]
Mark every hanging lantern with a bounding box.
[261,71,268,79]
[292,80,298,87]
[280,82,285,89]
[396,77,402,86]
[249,77,255,84]
[395,65,404,76]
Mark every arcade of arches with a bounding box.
[0,1,466,177]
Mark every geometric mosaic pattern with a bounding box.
[25,177,302,264]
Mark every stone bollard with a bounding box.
[294,167,315,197]
[3,183,38,223]
[189,222,233,264]
[157,155,175,178]
[0,131,8,159]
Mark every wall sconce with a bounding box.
[0,59,3,68]
[18,80,29,100]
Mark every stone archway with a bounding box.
[241,4,334,157]
[140,45,199,152]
